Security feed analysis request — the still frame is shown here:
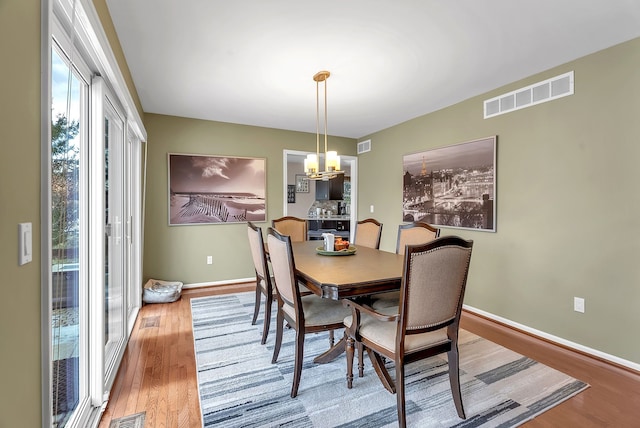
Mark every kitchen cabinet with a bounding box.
[307,218,350,240]
[315,175,344,200]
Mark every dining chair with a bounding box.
[395,221,440,255]
[267,227,352,398]
[246,221,275,345]
[272,216,307,242]
[343,236,474,428]
[371,221,441,310]
[354,218,383,249]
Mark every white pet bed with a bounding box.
[143,279,183,304]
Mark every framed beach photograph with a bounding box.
[295,174,309,193]
[402,136,497,232]
[168,153,266,225]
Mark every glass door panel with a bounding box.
[103,100,125,376]
[50,46,86,428]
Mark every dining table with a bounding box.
[290,240,404,364]
[292,241,404,299]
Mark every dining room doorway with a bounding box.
[283,150,358,240]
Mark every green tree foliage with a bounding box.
[51,114,79,255]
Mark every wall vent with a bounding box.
[484,71,574,119]
[357,139,371,154]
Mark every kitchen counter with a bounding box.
[305,215,351,220]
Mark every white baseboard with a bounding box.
[464,304,640,373]
[182,277,255,289]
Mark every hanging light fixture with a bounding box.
[304,70,344,181]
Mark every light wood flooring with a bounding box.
[98,284,640,427]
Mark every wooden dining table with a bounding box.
[292,241,404,300]
[290,240,404,363]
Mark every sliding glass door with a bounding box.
[47,7,144,425]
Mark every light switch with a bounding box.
[19,222,33,265]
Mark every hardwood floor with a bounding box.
[99,283,640,427]
[98,284,254,428]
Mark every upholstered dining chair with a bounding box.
[371,221,441,310]
[267,227,352,398]
[272,216,307,242]
[354,218,383,249]
[343,236,474,428]
[396,221,440,255]
[246,221,275,345]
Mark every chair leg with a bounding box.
[291,328,305,398]
[346,335,355,389]
[357,342,365,377]
[251,282,261,325]
[260,291,272,345]
[329,330,335,346]
[271,309,284,364]
[367,349,396,393]
[395,363,407,428]
[447,347,466,419]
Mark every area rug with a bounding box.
[191,293,588,427]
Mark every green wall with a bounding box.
[142,114,356,284]
[0,1,42,426]
[0,1,141,425]
[357,37,640,364]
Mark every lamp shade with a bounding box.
[304,153,318,174]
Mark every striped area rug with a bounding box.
[192,293,588,427]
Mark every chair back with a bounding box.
[396,221,440,255]
[399,236,473,338]
[272,216,307,242]
[247,222,269,288]
[267,227,300,321]
[354,218,383,249]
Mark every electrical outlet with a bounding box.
[573,297,585,313]
[206,256,213,265]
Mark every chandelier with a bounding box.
[304,70,344,180]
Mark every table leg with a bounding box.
[313,336,346,364]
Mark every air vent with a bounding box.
[357,139,371,154]
[484,71,574,119]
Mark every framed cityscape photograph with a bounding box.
[168,153,266,225]
[402,136,496,232]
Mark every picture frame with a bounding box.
[402,136,496,232]
[168,153,266,225]
[287,185,296,203]
[295,174,309,193]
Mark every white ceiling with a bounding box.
[106,0,640,139]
